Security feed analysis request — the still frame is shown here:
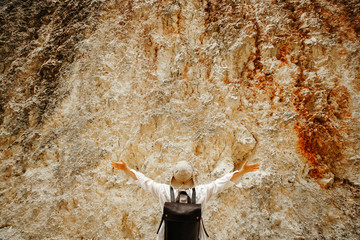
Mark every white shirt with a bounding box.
[131,169,239,240]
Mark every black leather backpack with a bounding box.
[157,186,208,240]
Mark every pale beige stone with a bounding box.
[1,0,359,239]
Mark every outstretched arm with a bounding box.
[111,159,138,180]
[230,160,260,183]
[111,159,169,205]
[196,161,260,204]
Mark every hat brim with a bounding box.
[171,176,195,189]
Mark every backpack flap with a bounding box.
[163,202,202,222]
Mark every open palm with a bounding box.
[240,160,260,173]
[111,159,127,170]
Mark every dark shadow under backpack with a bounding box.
[157,186,209,240]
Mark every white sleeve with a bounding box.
[130,169,169,206]
[196,171,238,205]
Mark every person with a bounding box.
[111,159,260,240]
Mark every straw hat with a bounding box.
[170,161,195,189]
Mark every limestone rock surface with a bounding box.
[1,0,360,239]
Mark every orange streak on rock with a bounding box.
[293,82,351,180]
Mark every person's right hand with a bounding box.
[239,160,260,174]
[111,159,128,171]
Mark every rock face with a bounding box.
[1,0,359,239]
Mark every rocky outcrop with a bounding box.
[1,0,359,239]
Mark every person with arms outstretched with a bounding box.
[111,159,260,240]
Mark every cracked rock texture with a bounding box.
[1,0,360,239]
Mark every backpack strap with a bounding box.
[202,218,209,237]
[191,187,196,204]
[170,186,175,202]
[156,217,164,234]
[158,186,175,234]
[191,188,209,237]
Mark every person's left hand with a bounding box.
[111,160,128,171]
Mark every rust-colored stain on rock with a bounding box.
[293,80,351,180]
